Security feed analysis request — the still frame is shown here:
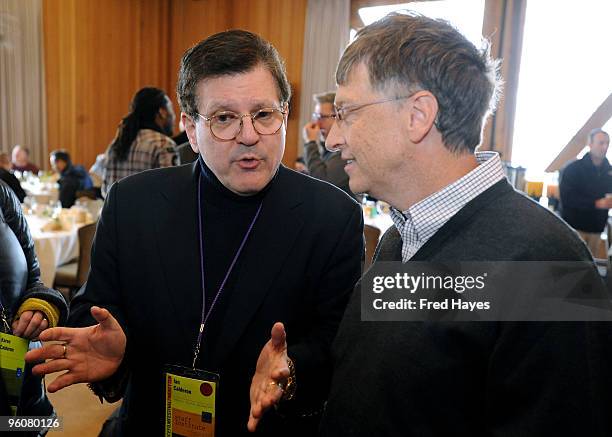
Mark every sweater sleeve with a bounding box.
[559,163,600,209]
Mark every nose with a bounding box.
[235,115,259,147]
[324,122,344,153]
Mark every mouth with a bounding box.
[236,156,263,170]
[344,158,356,171]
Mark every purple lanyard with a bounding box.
[192,173,263,368]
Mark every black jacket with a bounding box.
[58,164,93,208]
[68,162,363,436]
[0,180,69,317]
[0,180,68,418]
[0,168,26,203]
[559,153,612,233]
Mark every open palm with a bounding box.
[25,306,127,393]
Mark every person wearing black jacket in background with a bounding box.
[560,128,612,256]
[49,150,94,208]
[0,180,68,434]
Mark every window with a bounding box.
[357,0,486,47]
[511,0,612,179]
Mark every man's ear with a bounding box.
[182,113,199,153]
[406,91,438,144]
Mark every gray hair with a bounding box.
[588,128,610,144]
[336,11,501,153]
[313,91,335,105]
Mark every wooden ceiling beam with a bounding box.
[545,93,612,172]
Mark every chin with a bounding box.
[230,178,270,196]
[348,177,368,196]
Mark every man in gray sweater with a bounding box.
[249,11,612,436]
[302,91,354,198]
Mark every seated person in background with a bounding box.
[0,180,68,419]
[559,128,612,256]
[102,87,177,196]
[50,150,94,208]
[11,145,39,174]
[0,152,26,202]
[294,156,309,174]
[302,91,354,198]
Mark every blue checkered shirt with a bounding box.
[390,151,506,262]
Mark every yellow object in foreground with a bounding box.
[15,298,60,328]
[0,332,29,415]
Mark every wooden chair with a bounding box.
[364,224,381,268]
[54,222,96,299]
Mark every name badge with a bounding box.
[164,365,219,437]
[0,332,29,415]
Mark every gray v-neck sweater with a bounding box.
[321,180,612,437]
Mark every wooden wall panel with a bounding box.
[43,0,77,170]
[44,0,307,168]
[44,0,172,168]
[228,0,307,166]
[167,0,232,122]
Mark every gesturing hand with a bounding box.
[303,122,321,142]
[25,306,127,393]
[247,322,290,432]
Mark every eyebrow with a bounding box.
[204,100,280,114]
[334,98,357,108]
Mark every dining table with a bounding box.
[21,179,59,205]
[25,213,82,287]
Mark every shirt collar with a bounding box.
[390,151,505,257]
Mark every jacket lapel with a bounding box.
[211,166,305,367]
[153,162,202,355]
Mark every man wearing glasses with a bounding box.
[302,92,354,198]
[250,12,612,437]
[26,30,363,436]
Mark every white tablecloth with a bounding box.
[25,214,80,287]
[21,180,59,205]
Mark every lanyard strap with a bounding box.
[192,173,263,368]
[0,296,9,333]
